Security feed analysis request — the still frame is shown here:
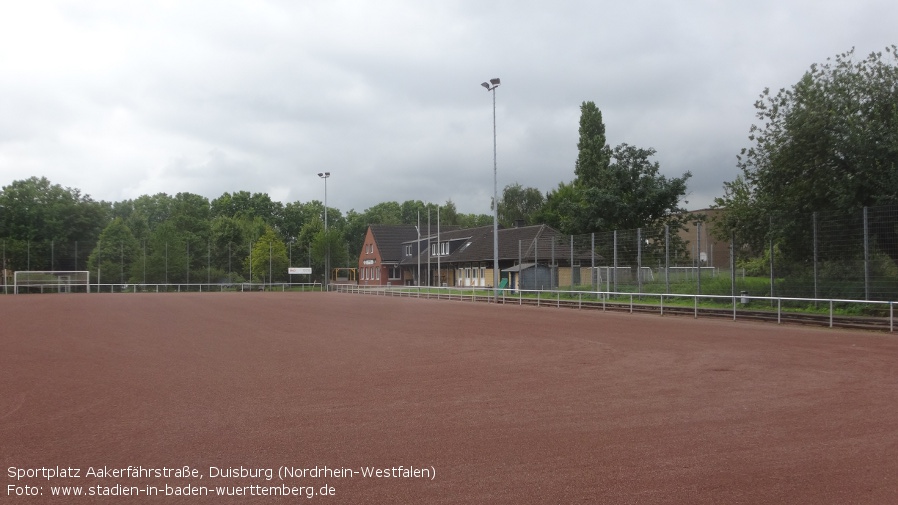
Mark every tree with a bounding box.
[297,218,324,272]
[211,191,284,233]
[208,215,266,281]
[438,200,460,226]
[144,222,187,284]
[716,46,898,261]
[245,226,289,283]
[456,212,493,228]
[129,193,176,231]
[400,200,428,225]
[536,181,583,235]
[282,200,319,244]
[300,218,349,284]
[360,201,403,225]
[540,102,691,235]
[0,177,109,271]
[497,183,545,227]
[0,176,108,242]
[87,218,140,285]
[574,101,612,187]
[579,143,691,232]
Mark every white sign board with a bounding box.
[288,267,312,275]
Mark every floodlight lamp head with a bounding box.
[481,78,501,91]
[318,172,330,178]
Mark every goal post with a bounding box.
[13,271,91,294]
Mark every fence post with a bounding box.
[665,225,670,294]
[813,212,818,300]
[863,206,870,301]
[829,300,833,328]
[637,228,643,294]
[769,217,775,300]
[591,232,596,292]
[730,231,736,300]
[98,240,102,291]
[549,237,558,289]
[533,237,538,289]
[570,235,574,290]
[613,230,618,292]
[696,221,702,296]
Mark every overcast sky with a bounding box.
[1,1,895,216]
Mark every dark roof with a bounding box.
[398,224,594,265]
[368,225,418,263]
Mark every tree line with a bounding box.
[0,178,500,283]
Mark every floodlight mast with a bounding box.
[318,172,330,290]
[481,78,500,302]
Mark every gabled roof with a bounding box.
[368,224,418,263]
[449,224,555,262]
[398,224,582,265]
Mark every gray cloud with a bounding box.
[2,0,896,216]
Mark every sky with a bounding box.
[1,0,896,216]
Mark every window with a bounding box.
[430,241,450,256]
[404,244,412,256]
[389,266,401,279]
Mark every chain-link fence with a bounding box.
[505,204,898,302]
[510,225,705,295]
[5,205,898,300]
[1,239,322,293]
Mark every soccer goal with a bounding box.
[13,271,90,294]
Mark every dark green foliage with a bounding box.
[497,183,545,227]
[539,102,691,236]
[246,226,290,283]
[0,176,107,244]
[717,46,898,260]
[87,218,141,284]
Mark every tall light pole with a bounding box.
[318,172,331,291]
[481,77,500,302]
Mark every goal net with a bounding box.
[13,271,90,294]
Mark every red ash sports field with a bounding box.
[2,292,897,503]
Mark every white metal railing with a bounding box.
[330,284,896,332]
